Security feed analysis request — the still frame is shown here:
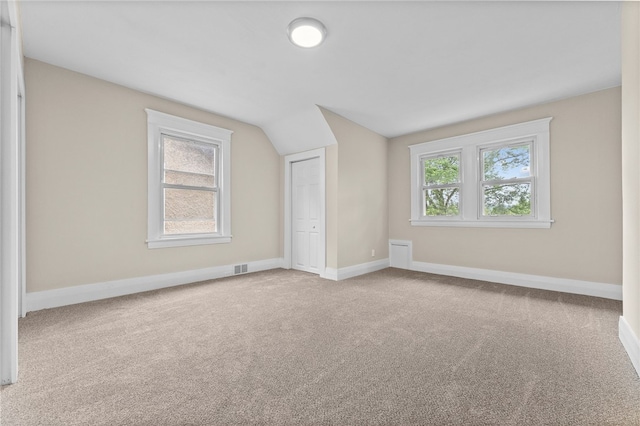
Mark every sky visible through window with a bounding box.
[482,144,532,216]
[423,154,460,216]
[423,143,532,217]
[483,144,530,181]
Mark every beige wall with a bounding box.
[622,2,640,338]
[26,56,624,294]
[321,109,389,269]
[389,87,622,284]
[26,59,281,292]
[325,144,339,269]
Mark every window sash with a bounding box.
[480,140,532,179]
[161,133,218,184]
[160,133,221,236]
[479,140,535,219]
[421,152,461,186]
[420,151,462,219]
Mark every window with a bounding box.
[422,152,461,217]
[410,118,552,228]
[146,109,232,248]
[480,142,532,217]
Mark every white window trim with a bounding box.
[146,109,232,248]
[409,117,553,229]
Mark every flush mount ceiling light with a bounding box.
[287,17,327,48]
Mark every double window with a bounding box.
[410,118,552,228]
[146,109,232,248]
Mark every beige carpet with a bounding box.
[1,268,639,425]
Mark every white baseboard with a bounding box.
[619,316,640,377]
[321,268,338,281]
[410,261,622,300]
[322,258,390,281]
[26,258,285,312]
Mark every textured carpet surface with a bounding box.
[1,268,639,425]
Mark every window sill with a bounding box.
[410,219,553,229]
[147,235,232,249]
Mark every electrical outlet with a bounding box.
[371,249,375,257]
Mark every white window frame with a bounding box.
[146,109,232,248]
[409,117,553,229]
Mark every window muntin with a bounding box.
[146,109,232,248]
[421,152,461,217]
[480,141,533,217]
[408,117,552,228]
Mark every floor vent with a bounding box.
[234,264,248,274]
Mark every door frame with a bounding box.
[1,0,24,385]
[284,148,326,276]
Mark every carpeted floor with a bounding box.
[1,268,639,425]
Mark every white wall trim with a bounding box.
[26,258,284,313]
[321,259,389,281]
[18,74,25,320]
[283,148,326,276]
[1,0,24,385]
[619,316,640,377]
[409,219,554,229]
[410,261,622,300]
[321,268,338,281]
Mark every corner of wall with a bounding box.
[318,108,390,270]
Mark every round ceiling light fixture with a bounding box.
[287,17,327,48]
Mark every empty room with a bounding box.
[1,0,640,424]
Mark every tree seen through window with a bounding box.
[481,144,532,216]
[423,154,460,216]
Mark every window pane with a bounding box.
[483,183,531,216]
[424,155,459,185]
[164,188,217,234]
[483,145,530,181]
[424,188,459,216]
[163,136,216,188]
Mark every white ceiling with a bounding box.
[20,1,621,155]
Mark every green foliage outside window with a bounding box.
[423,156,459,216]
[423,144,532,218]
[482,145,531,216]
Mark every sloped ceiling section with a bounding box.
[262,105,337,155]
[19,1,621,156]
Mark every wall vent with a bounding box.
[234,264,248,274]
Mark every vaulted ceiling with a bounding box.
[21,1,621,155]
